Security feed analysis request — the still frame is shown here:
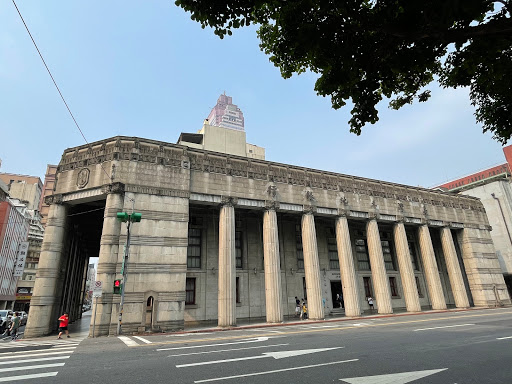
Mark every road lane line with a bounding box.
[133,336,152,344]
[0,362,65,373]
[134,309,512,348]
[118,336,139,347]
[0,356,69,365]
[168,343,289,357]
[413,324,475,332]
[194,359,359,383]
[158,337,269,351]
[178,347,342,367]
[0,348,76,359]
[0,372,58,382]
[496,336,512,340]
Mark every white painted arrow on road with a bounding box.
[157,337,270,351]
[339,368,448,384]
[177,347,342,367]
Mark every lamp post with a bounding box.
[115,212,141,335]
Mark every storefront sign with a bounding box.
[13,242,29,277]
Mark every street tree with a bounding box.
[175,1,512,143]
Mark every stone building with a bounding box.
[39,165,58,227]
[435,145,512,298]
[24,136,510,338]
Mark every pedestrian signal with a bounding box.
[113,279,122,294]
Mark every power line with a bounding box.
[11,0,111,182]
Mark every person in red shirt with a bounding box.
[57,313,70,339]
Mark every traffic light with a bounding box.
[116,212,142,222]
[116,212,129,222]
[113,279,122,294]
[130,213,142,222]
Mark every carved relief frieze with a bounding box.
[101,182,125,194]
[45,194,64,205]
[76,168,90,189]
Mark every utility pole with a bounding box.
[115,211,141,335]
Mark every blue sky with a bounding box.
[0,1,506,188]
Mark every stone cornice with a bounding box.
[56,136,484,213]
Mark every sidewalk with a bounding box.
[141,306,494,336]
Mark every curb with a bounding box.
[132,305,504,337]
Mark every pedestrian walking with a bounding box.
[367,296,374,311]
[302,301,308,320]
[57,312,70,339]
[295,296,301,317]
[9,312,20,341]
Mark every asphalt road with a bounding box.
[3,308,512,383]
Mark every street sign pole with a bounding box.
[92,280,102,338]
[117,219,131,335]
[92,296,98,338]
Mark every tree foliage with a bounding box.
[175,1,512,143]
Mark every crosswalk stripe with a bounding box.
[118,336,139,346]
[133,336,152,344]
[0,362,65,373]
[0,371,58,382]
[0,348,76,359]
[0,355,70,365]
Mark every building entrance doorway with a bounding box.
[330,281,344,308]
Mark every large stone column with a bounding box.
[90,192,124,337]
[393,222,421,312]
[335,215,361,317]
[418,225,446,310]
[301,212,324,320]
[263,207,283,323]
[25,201,68,338]
[440,227,470,308]
[366,219,393,314]
[218,202,236,327]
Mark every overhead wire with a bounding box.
[11,0,111,182]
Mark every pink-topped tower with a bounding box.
[207,93,245,131]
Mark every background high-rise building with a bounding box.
[0,173,43,211]
[207,93,245,131]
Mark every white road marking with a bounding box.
[177,347,342,367]
[496,336,512,340]
[0,371,58,382]
[168,343,289,357]
[0,355,69,365]
[0,362,65,373]
[0,347,76,359]
[157,337,270,351]
[194,359,358,383]
[133,336,152,344]
[118,336,139,347]
[339,368,448,384]
[413,324,475,332]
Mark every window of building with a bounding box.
[236,277,241,303]
[363,276,373,298]
[415,276,423,297]
[236,231,243,269]
[296,224,304,269]
[380,232,396,271]
[185,278,196,305]
[187,228,201,268]
[327,229,339,269]
[389,277,399,297]
[355,237,370,270]
[408,242,419,271]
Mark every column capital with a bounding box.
[303,204,316,214]
[336,208,348,217]
[264,200,280,211]
[101,182,125,195]
[221,196,238,207]
[44,194,64,205]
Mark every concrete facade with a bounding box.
[23,136,510,338]
[0,173,43,211]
